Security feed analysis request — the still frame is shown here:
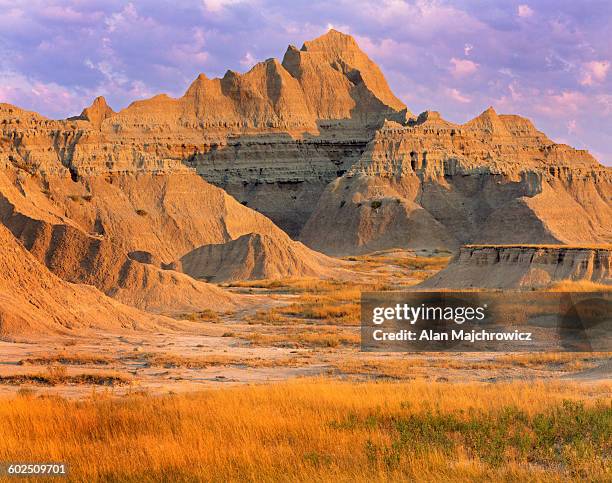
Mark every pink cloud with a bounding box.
[517,4,534,18]
[580,60,610,86]
[534,90,588,117]
[450,57,478,77]
[0,71,89,118]
[446,88,471,104]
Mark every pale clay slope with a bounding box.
[0,170,244,314]
[0,161,344,314]
[0,223,183,339]
[178,233,348,282]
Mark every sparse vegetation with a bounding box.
[0,380,608,481]
[125,352,303,369]
[371,200,382,209]
[246,328,359,348]
[20,353,112,366]
[135,208,148,216]
[548,279,612,292]
[0,369,130,386]
[181,309,221,322]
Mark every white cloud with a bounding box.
[0,70,89,118]
[464,43,473,56]
[580,60,610,86]
[240,51,255,68]
[446,88,471,103]
[450,57,478,77]
[202,0,250,13]
[517,4,534,18]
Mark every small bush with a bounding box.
[135,209,148,216]
[371,200,382,210]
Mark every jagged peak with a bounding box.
[79,95,114,126]
[301,29,358,53]
[184,73,212,97]
[464,106,510,135]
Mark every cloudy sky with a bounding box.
[1,0,610,164]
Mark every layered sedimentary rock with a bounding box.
[300,110,611,255]
[0,28,609,274]
[0,30,408,236]
[420,245,612,289]
[177,233,347,282]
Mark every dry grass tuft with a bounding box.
[19,353,112,366]
[547,279,612,292]
[0,369,131,387]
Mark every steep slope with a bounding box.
[0,224,174,339]
[0,170,241,314]
[177,233,347,282]
[0,160,343,307]
[300,110,611,255]
[419,245,612,289]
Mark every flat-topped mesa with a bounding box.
[419,245,612,289]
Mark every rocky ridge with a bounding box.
[300,109,611,254]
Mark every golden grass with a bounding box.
[496,352,611,370]
[0,379,609,481]
[19,353,112,366]
[0,369,131,387]
[547,279,612,292]
[128,352,306,369]
[330,353,611,379]
[179,309,223,322]
[243,279,384,329]
[246,328,360,348]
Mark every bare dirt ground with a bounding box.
[0,249,609,399]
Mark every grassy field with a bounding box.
[0,379,609,482]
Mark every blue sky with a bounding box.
[1,0,610,164]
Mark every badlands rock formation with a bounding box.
[0,224,176,339]
[0,27,609,306]
[420,245,612,289]
[178,233,346,282]
[301,110,611,255]
[0,30,408,237]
